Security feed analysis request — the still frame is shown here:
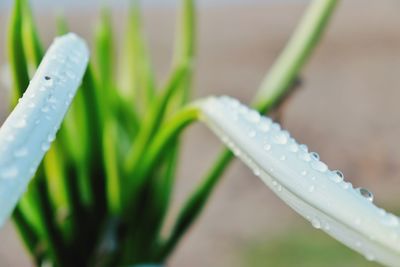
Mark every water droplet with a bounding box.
[41,106,50,113]
[271,123,281,131]
[263,144,271,151]
[1,166,18,179]
[341,182,352,190]
[311,218,321,229]
[310,161,328,172]
[301,170,307,176]
[228,98,240,108]
[14,119,27,128]
[246,110,260,123]
[44,76,54,87]
[277,184,282,192]
[280,155,286,161]
[308,185,315,192]
[356,187,374,202]
[272,132,288,144]
[310,152,320,160]
[299,144,308,152]
[378,208,386,216]
[41,142,51,152]
[258,120,271,132]
[380,213,399,227]
[48,95,57,103]
[6,134,15,142]
[70,56,80,64]
[238,105,248,114]
[65,71,76,80]
[29,166,36,175]
[48,133,56,142]
[28,102,36,108]
[248,130,256,138]
[328,170,344,183]
[14,148,28,158]
[298,151,311,162]
[287,139,299,152]
[253,168,260,176]
[335,170,344,178]
[233,148,241,156]
[365,252,375,261]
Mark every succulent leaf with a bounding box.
[199,96,400,267]
[0,33,89,227]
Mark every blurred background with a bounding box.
[1,0,400,266]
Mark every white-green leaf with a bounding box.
[198,96,400,267]
[0,33,89,227]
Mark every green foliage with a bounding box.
[6,0,337,266]
[241,227,379,267]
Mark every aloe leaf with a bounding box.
[21,0,43,70]
[134,143,180,261]
[12,207,42,263]
[55,14,103,210]
[173,0,195,69]
[156,148,233,261]
[103,120,122,214]
[56,12,69,36]
[124,65,189,175]
[253,0,338,113]
[199,96,400,266]
[170,0,196,105]
[160,0,339,258]
[123,106,199,214]
[95,7,116,113]
[7,0,30,106]
[119,0,155,110]
[43,143,73,235]
[153,143,180,237]
[0,33,89,227]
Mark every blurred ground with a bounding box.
[1,1,400,266]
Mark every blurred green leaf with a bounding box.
[103,120,122,214]
[95,7,115,110]
[6,0,340,265]
[7,0,30,105]
[119,0,155,111]
[21,0,43,70]
[241,227,379,267]
[160,0,339,259]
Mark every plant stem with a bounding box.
[125,105,200,207]
[253,0,338,113]
[160,0,339,259]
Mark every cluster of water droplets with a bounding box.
[0,33,89,226]
[200,96,400,265]
[212,96,376,199]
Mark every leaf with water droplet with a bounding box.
[0,33,89,227]
[198,96,400,266]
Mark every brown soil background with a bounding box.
[1,1,400,266]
